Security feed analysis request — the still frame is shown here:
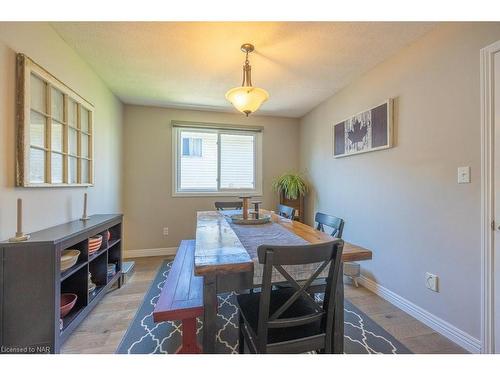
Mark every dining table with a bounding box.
[194,209,373,354]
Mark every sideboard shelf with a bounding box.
[60,260,88,282]
[0,214,123,354]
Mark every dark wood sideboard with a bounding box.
[0,214,123,354]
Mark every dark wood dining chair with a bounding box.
[277,204,295,220]
[236,240,344,354]
[214,201,243,210]
[315,212,359,286]
[315,212,344,238]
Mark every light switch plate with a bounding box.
[457,166,471,184]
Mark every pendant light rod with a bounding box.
[241,43,254,87]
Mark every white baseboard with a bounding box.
[358,275,481,354]
[124,247,178,259]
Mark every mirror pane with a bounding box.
[81,134,89,158]
[29,148,45,183]
[69,128,77,155]
[30,110,45,148]
[51,153,63,183]
[81,159,89,183]
[30,74,46,113]
[68,100,77,127]
[51,87,64,122]
[69,156,77,184]
[81,107,89,132]
[51,121,63,152]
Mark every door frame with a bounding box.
[480,39,500,354]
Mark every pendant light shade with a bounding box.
[225,86,269,116]
[225,43,269,116]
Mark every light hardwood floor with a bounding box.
[61,256,468,354]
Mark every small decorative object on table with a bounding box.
[252,201,262,219]
[239,196,251,220]
[9,198,30,242]
[231,197,271,225]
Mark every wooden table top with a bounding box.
[194,210,372,276]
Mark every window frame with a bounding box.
[16,53,95,187]
[172,122,263,197]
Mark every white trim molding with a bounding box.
[359,276,481,353]
[480,40,500,354]
[124,247,178,259]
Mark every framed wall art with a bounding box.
[333,99,394,158]
[16,53,94,187]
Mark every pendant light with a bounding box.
[225,43,269,116]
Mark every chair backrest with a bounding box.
[277,204,295,220]
[315,212,344,238]
[255,240,344,352]
[214,201,243,211]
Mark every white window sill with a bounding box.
[172,190,263,198]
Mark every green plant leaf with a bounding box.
[272,172,309,200]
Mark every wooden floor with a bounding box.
[61,256,468,354]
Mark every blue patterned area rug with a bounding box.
[116,261,411,354]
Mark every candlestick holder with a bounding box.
[9,233,30,242]
[80,192,90,221]
[9,198,30,242]
[239,196,252,220]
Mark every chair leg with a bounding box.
[238,313,245,354]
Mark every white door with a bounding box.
[494,50,500,353]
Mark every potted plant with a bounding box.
[272,172,309,222]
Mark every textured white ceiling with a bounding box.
[51,22,436,118]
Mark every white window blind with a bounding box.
[220,134,254,189]
[179,131,218,190]
[173,123,262,196]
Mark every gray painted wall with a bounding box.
[0,23,123,241]
[122,105,300,252]
[299,23,500,340]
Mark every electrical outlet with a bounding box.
[425,272,439,292]
[163,227,169,236]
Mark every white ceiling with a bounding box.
[51,22,436,118]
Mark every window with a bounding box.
[182,137,203,157]
[173,123,262,196]
[16,54,94,187]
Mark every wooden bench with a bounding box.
[153,239,203,354]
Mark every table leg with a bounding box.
[333,263,344,354]
[202,273,217,354]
